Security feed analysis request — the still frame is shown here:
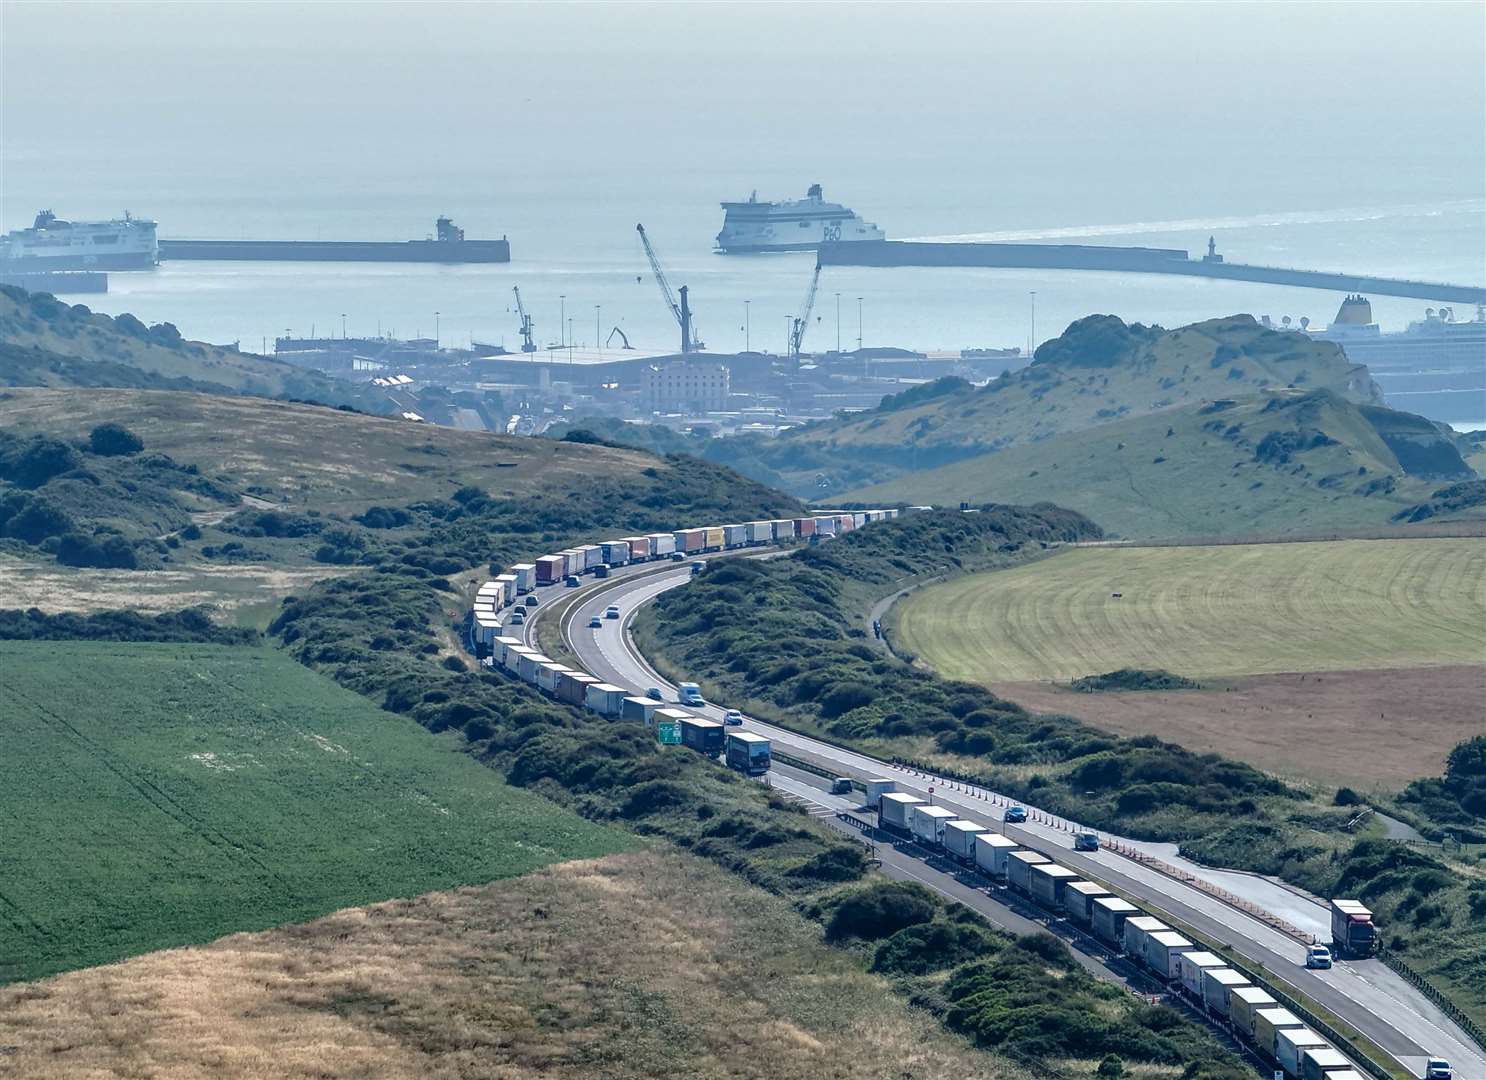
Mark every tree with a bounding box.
[88,423,145,457]
[1097,1054,1125,1078]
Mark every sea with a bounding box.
[2,4,1482,425]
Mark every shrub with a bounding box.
[87,423,145,456]
[823,881,938,942]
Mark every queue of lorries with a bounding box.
[468,510,900,779]
[875,789,1403,1080]
[465,509,1449,1080]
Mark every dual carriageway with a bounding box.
[494,546,1483,1080]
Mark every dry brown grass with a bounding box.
[0,387,652,516]
[996,665,1486,790]
[0,850,1023,1080]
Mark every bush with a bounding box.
[872,918,996,975]
[87,423,145,457]
[1098,1054,1125,1078]
[823,881,938,942]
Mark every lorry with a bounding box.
[509,563,535,593]
[535,554,566,585]
[1122,916,1170,961]
[674,528,705,554]
[973,833,1020,879]
[1228,986,1278,1040]
[1144,932,1195,980]
[1090,896,1140,947]
[677,682,704,706]
[878,792,924,835]
[942,819,986,864]
[580,544,604,572]
[747,521,772,544]
[584,683,628,717]
[1061,880,1111,925]
[862,778,896,805]
[1006,849,1051,893]
[677,713,724,757]
[909,804,958,846]
[557,672,600,708]
[536,662,570,696]
[601,540,631,566]
[723,524,748,548]
[1175,950,1225,997]
[621,696,658,724]
[1253,1008,1308,1060]
[1299,1046,1351,1080]
[704,526,726,552]
[1275,1028,1330,1079]
[625,537,650,562]
[1028,862,1080,907]
[725,730,771,775]
[814,516,837,537]
[794,517,816,537]
[1201,967,1251,1019]
[1329,898,1377,958]
[648,532,677,557]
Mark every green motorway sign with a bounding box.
[656,721,680,745]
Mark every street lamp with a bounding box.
[595,305,601,352]
[856,296,863,351]
[785,315,793,356]
[744,300,751,352]
[340,313,347,339]
[435,311,441,347]
[559,295,566,347]
[835,292,841,353]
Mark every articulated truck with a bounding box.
[1329,898,1377,958]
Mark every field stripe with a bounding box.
[897,538,1486,682]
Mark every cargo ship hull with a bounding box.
[159,238,510,264]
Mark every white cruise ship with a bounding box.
[1,210,158,271]
[715,184,884,254]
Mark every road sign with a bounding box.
[656,720,680,745]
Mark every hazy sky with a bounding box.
[4,1,1483,228]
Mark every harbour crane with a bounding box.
[512,286,536,353]
[636,223,702,354]
[788,259,822,364]
[605,325,635,350]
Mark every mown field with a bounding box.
[0,640,626,984]
[895,538,1486,682]
[0,849,1024,1080]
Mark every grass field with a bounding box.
[0,849,1023,1080]
[0,640,626,984]
[895,538,1485,682]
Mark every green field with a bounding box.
[0,641,626,984]
[894,538,1486,682]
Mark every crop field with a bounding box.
[0,849,1021,1080]
[896,538,1485,682]
[0,641,626,984]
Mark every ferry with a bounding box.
[2,210,158,271]
[715,184,884,254]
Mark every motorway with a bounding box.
[508,555,1484,1080]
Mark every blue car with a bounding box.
[1005,806,1028,824]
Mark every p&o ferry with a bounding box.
[715,184,884,254]
[2,210,159,272]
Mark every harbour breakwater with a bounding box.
[818,240,1486,304]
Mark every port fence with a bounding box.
[1379,950,1486,1055]
[887,755,1315,942]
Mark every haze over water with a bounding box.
[4,3,1483,359]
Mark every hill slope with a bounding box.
[718,314,1383,497]
[849,389,1477,538]
[0,639,626,984]
[0,285,391,412]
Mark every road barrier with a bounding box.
[1380,949,1486,1054]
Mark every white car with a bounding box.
[1425,1058,1453,1080]
[1305,944,1332,969]
[723,709,744,726]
